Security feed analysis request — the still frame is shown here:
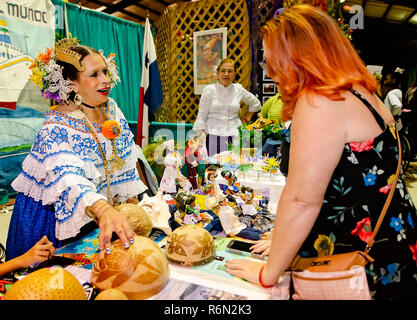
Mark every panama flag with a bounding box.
[137,17,163,147]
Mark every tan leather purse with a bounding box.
[289,126,402,299]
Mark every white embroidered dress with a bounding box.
[159,150,183,194]
[11,98,148,240]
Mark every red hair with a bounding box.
[261,5,376,121]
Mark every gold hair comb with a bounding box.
[55,38,85,72]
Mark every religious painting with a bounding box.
[193,27,227,95]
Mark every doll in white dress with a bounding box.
[159,140,184,194]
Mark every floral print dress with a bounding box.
[286,89,417,300]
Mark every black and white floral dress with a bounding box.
[283,89,417,300]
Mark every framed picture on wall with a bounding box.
[262,96,271,104]
[193,27,227,95]
[263,83,275,94]
[263,69,272,81]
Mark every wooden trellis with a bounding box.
[154,0,251,123]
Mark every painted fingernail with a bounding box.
[124,242,129,248]
[106,248,111,254]
[130,238,134,244]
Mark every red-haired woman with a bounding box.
[226,5,417,300]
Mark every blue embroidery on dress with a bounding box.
[20,98,142,226]
[72,134,93,158]
[50,126,69,145]
[112,169,137,186]
[21,166,87,189]
[56,184,95,223]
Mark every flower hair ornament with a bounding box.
[29,46,73,103]
[29,38,121,103]
[98,50,121,89]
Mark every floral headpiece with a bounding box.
[98,49,121,89]
[30,46,73,103]
[29,38,121,103]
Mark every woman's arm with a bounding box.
[0,236,54,276]
[226,93,347,285]
[240,85,261,123]
[240,85,261,112]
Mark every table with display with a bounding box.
[0,171,287,300]
[1,227,283,300]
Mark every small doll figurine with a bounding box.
[183,203,201,225]
[159,139,184,194]
[184,137,200,190]
[206,171,222,197]
[203,183,221,214]
[239,186,274,234]
[239,186,257,226]
[175,175,192,193]
[217,196,264,241]
[196,132,208,188]
[220,170,240,195]
[174,192,195,224]
[174,192,207,225]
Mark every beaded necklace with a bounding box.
[77,102,125,205]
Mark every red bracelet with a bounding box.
[258,264,275,288]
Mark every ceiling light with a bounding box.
[409,13,417,25]
[364,1,389,18]
[95,6,107,12]
[386,5,415,22]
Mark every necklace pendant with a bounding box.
[110,155,125,173]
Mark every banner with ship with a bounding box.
[0,0,55,204]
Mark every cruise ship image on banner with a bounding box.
[0,10,33,110]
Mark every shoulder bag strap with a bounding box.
[365,125,402,254]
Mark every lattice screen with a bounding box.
[154,0,251,123]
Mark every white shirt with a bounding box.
[218,204,246,235]
[193,82,261,137]
[384,89,402,116]
[384,88,403,130]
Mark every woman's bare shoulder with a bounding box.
[293,91,346,124]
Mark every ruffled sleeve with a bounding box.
[11,98,150,240]
[11,117,106,240]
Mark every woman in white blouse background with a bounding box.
[193,59,261,156]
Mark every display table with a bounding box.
[1,227,288,300]
[0,166,287,300]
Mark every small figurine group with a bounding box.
[157,135,274,240]
[159,132,208,195]
[173,192,213,228]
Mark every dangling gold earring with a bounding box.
[74,93,82,108]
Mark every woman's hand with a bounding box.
[18,235,55,268]
[250,240,271,258]
[225,258,265,285]
[96,204,135,254]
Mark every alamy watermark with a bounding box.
[151,124,264,165]
[349,5,365,30]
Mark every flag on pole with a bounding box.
[137,18,163,147]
